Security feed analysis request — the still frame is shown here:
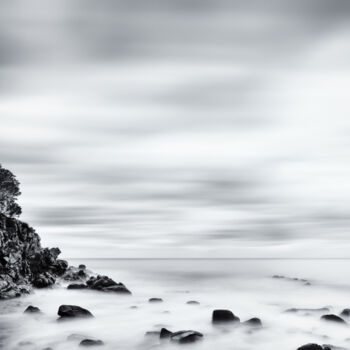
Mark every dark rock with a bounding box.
[341,309,350,317]
[79,339,104,347]
[62,266,89,281]
[297,344,323,350]
[79,264,86,270]
[32,272,55,288]
[243,317,262,327]
[149,298,163,303]
[321,314,347,324]
[67,283,88,290]
[0,212,68,299]
[58,305,94,319]
[170,330,203,344]
[160,328,172,339]
[24,305,41,314]
[186,300,200,305]
[86,275,131,294]
[212,309,240,323]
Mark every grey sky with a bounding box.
[1,0,350,258]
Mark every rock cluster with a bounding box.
[0,213,68,299]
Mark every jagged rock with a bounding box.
[321,314,347,324]
[79,339,104,347]
[0,213,68,299]
[67,283,88,289]
[57,305,94,319]
[86,275,131,294]
[160,328,172,339]
[170,330,203,344]
[243,317,262,327]
[32,272,55,288]
[149,298,163,303]
[212,309,240,323]
[24,305,41,314]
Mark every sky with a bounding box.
[1,0,350,258]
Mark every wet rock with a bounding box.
[340,309,350,317]
[186,300,200,305]
[149,298,163,303]
[67,283,88,290]
[321,314,347,324]
[79,339,104,347]
[170,330,203,344]
[32,272,55,288]
[160,328,172,339]
[297,344,323,350]
[24,305,41,314]
[86,275,131,294]
[58,305,94,319]
[243,317,262,327]
[212,309,240,323]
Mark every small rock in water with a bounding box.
[340,309,350,317]
[170,330,203,344]
[243,317,262,327]
[149,298,163,303]
[186,300,200,305]
[58,305,94,319]
[160,328,172,339]
[321,314,347,324]
[212,309,240,323]
[79,339,104,347]
[24,305,41,314]
[297,344,323,350]
[67,283,88,290]
[79,264,86,270]
[86,275,131,294]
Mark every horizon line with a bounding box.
[67,257,350,260]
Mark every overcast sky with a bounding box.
[1,0,350,258]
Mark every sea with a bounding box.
[1,259,350,350]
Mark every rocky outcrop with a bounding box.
[0,213,68,299]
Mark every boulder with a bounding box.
[79,339,104,347]
[320,314,347,324]
[24,305,41,314]
[170,330,203,344]
[297,344,323,350]
[212,309,240,323]
[58,305,94,319]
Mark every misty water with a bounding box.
[1,259,350,350]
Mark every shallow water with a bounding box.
[1,259,350,350]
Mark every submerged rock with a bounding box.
[149,298,163,303]
[285,307,330,313]
[186,300,200,305]
[321,314,347,324]
[24,305,41,314]
[212,309,240,323]
[79,339,104,347]
[67,283,88,290]
[170,330,203,344]
[243,317,262,327]
[58,305,94,319]
[340,309,350,317]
